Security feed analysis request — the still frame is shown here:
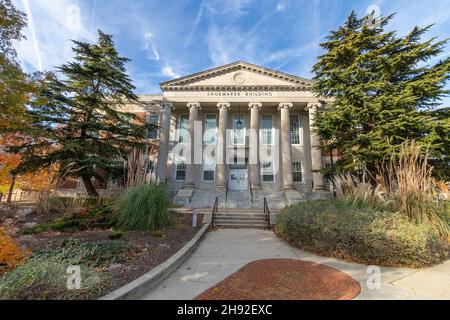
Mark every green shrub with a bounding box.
[115,183,170,231]
[21,205,117,235]
[275,200,449,268]
[0,239,131,300]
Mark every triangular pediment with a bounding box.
[160,61,313,91]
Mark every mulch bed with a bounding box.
[2,207,203,299]
[195,259,361,300]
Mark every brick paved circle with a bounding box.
[195,259,361,300]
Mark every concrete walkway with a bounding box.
[142,229,450,300]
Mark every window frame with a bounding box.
[261,114,274,146]
[147,114,160,140]
[261,161,275,182]
[204,113,217,145]
[177,114,190,143]
[175,161,186,181]
[290,114,302,145]
[292,161,303,183]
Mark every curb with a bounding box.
[99,212,212,300]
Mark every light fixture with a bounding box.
[236,105,243,131]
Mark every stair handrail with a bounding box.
[225,179,229,206]
[249,177,254,205]
[212,196,219,228]
[264,197,271,229]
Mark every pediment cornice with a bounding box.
[160,61,313,91]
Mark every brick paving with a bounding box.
[195,259,361,300]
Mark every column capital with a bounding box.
[307,102,322,111]
[217,102,231,111]
[248,102,262,110]
[187,102,201,110]
[278,102,293,111]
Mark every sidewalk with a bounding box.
[141,229,450,300]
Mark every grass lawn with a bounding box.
[275,199,449,268]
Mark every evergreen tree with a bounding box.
[0,0,36,133]
[13,31,153,196]
[312,12,450,178]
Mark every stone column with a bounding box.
[216,103,230,189]
[183,102,201,189]
[156,103,173,183]
[278,103,294,190]
[308,103,326,191]
[249,102,262,190]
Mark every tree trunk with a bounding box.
[81,175,99,197]
[7,175,16,203]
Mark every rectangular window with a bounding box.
[175,162,186,181]
[203,162,215,181]
[232,114,246,145]
[290,114,301,145]
[147,114,160,139]
[204,114,217,145]
[292,161,303,182]
[178,114,189,143]
[261,161,274,182]
[261,115,273,145]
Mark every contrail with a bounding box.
[91,0,97,30]
[22,0,43,71]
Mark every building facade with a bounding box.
[123,61,333,207]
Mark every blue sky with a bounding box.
[12,0,450,106]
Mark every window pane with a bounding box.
[203,171,215,181]
[204,114,217,144]
[147,115,159,139]
[261,115,273,145]
[261,161,274,182]
[290,115,300,145]
[179,115,189,143]
[176,162,186,181]
[292,161,302,182]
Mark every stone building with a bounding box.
[121,61,333,208]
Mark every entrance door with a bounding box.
[229,169,248,191]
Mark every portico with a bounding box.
[137,61,332,206]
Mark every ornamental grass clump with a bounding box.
[115,183,170,231]
[334,141,449,238]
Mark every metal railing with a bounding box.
[264,197,271,230]
[249,178,254,205]
[212,196,219,228]
[225,180,229,207]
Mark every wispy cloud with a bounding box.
[143,32,160,61]
[276,0,288,12]
[21,0,42,71]
[162,65,180,78]
[185,1,205,47]
[14,0,96,72]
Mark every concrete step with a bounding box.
[215,218,267,224]
[214,221,269,229]
[215,218,267,223]
[215,214,266,220]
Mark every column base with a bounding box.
[282,185,295,191]
[182,184,195,190]
[251,185,262,191]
